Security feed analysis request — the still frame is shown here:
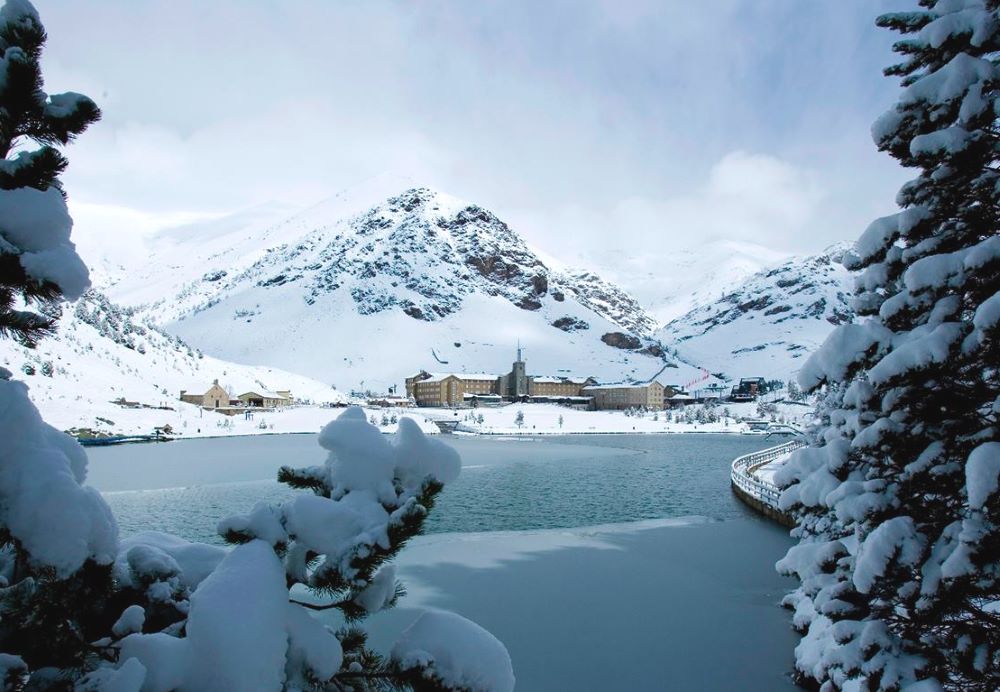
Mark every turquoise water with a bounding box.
[90,433,780,544]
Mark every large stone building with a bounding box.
[406,346,670,410]
[581,381,667,410]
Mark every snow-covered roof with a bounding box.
[238,389,287,399]
[530,376,563,384]
[181,382,225,395]
[669,394,695,401]
[528,395,591,401]
[581,382,650,391]
[423,372,499,383]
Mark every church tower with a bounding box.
[511,342,527,398]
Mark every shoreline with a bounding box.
[65,400,806,445]
[78,427,790,446]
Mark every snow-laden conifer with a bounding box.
[0,0,121,681]
[0,0,98,347]
[776,2,1000,689]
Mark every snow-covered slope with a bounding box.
[0,291,346,435]
[659,245,853,382]
[98,174,421,308]
[130,188,690,392]
[593,240,791,325]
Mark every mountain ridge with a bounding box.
[147,187,691,391]
[658,243,854,381]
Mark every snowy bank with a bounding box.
[422,401,808,436]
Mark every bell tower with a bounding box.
[512,341,527,398]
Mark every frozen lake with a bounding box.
[87,432,799,691]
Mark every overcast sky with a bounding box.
[40,0,911,273]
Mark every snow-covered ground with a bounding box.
[58,403,439,440]
[0,291,372,437]
[421,401,811,436]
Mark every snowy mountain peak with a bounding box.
[153,187,656,338]
[124,187,684,391]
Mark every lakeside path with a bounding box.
[359,517,799,692]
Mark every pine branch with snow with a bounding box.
[0,0,98,347]
[776,2,1000,689]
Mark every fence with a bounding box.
[730,440,805,522]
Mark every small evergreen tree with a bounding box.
[0,0,99,347]
[211,409,511,689]
[514,410,525,428]
[776,2,1000,689]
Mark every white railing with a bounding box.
[730,440,805,510]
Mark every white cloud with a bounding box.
[38,0,910,284]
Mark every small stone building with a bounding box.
[180,379,230,409]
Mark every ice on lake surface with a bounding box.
[89,433,798,691]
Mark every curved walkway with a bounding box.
[730,440,804,527]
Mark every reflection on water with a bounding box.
[94,433,781,544]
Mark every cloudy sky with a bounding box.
[40,0,911,281]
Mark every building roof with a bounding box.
[238,389,286,399]
[181,382,226,395]
[422,372,499,383]
[527,395,592,402]
[581,382,653,391]
[530,375,594,384]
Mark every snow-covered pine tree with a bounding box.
[0,0,123,682]
[775,2,1000,689]
[0,0,98,347]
